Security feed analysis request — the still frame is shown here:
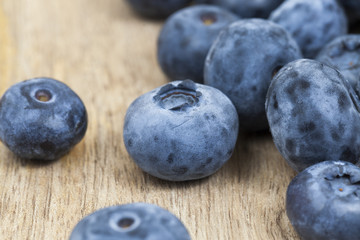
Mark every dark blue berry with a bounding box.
[123,80,239,181]
[0,77,87,161]
[286,161,360,240]
[269,0,347,58]
[194,0,284,19]
[204,19,301,131]
[69,203,191,240]
[157,5,239,83]
[316,34,360,89]
[266,59,360,172]
[126,0,191,19]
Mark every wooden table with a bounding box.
[0,1,299,239]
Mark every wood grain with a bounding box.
[0,1,299,239]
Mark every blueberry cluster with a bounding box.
[125,0,360,239]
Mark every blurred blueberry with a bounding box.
[204,19,301,132]
[266,59,360,172]
[0,77,87,161]
[269,0,347,58]
[286,160,360,240]
[194,0,284,19]
[70,203,191,240]
[157,5,239,83]
[316,34,360,89]
[123,80,239,181]
[126,0,191,19]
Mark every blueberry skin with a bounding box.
[126,0,191,19]
[123,80,239,181]
[269,0,348,59]
[69,203,191,240]
[316,34,360,89]
[204,19,301,132]
[0,77,87,161]
[286,161,360,240]
[194,0,284,19]
[266,59,360,172]
[157,5,239,83]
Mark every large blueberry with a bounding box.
[126,0,191,19]
[69,203,191,240]
[123,80,239,181]
[269,0,347,58]
[266,59,360,172]
[204,19,301,132]
[316,34,360,89]
[0,77,87,161]
[194,0,284,18]
[157,5,239,83]
[286,161,360,240]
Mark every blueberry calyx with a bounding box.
[200,12,217,26]
[154,80,202,111]
[109,212,141,232]
[32,88,55,103]
[321,164,360,198]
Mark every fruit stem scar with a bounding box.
[200,14,217,26]
[117,217,135,229]
[160,91,196,100]
[155,81,201,111]
[35,89,52,102]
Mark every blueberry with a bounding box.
[123,80,239,181]
[157,5,239,83]
[204,19,301,132]
[194,0,284,19]
[316,34,360,89]
[269,0,348,58]
[0,77,87,161]
[69,202,191,240]
[286,161,360,240]
[126,0,191,19]
[266,59,360,172]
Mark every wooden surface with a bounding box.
[0,1,299,239]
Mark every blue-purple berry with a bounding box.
[123,80,239,181]
[157,5,239,83]
[70,203,191,240]
[204,19,301,131]
[0,77,87,161]
[269,0,348,58]
[266,59,360,172]
[286,161,360,240]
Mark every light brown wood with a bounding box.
[0,1,300,239]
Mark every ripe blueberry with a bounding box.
[286,161,360,240]
[269,0,347,58]
[0,77,87,161]
[204,19,301,131]
[266,59,360,172]
[157,5,239,83]
[69,203,191,240]
[316,34,360,89]
[123,80,239,181]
